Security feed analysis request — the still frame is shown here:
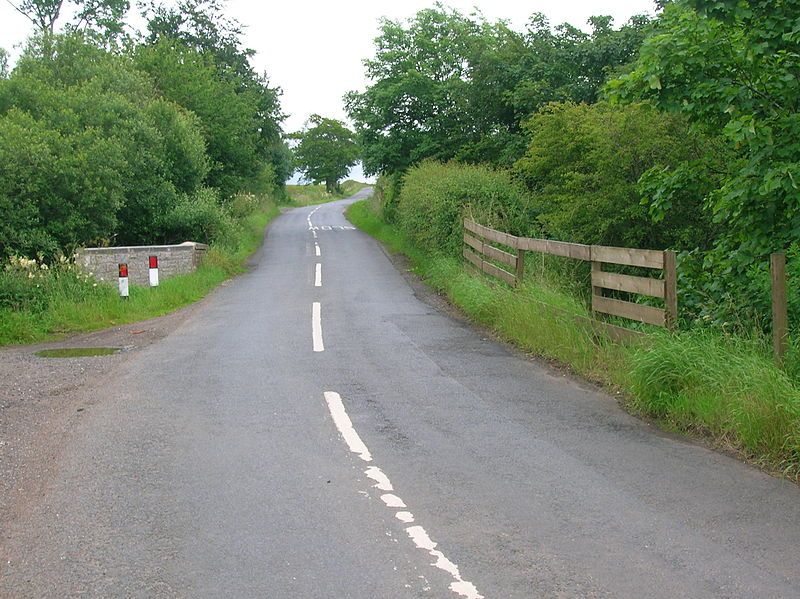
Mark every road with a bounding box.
[2,188,800,598]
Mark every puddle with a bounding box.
[36,347,121,358]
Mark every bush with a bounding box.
[225,192,260,220]
[0,108,126,258]
[0,34,213,256]
[395,161,533,256]
[373,172,404,223]
[514,102,725,250]
[159,188,236,246]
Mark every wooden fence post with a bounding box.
[664,250,678,331]
[591,257,602,315]
[771,252,789,364]
[516,249,525,287]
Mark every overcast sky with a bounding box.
[0,0,656,181]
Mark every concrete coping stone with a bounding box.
[78,242,209,254]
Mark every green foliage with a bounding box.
[285,180,369,207]
[609,0,800,266]
[0,12,287,259]
[0,255,98,312]
[0,34,219,251]
[142,0,287,187]
[0,49,8,78]
[514,102,725,249]
[134,39,262,197]
[394,161,532,257]
[346,5,652,174]
[372,172,404,223]
[345,6,478,175]
[159,187,235,245]
[292,115,360,193]
[0,106,126,257]
[19,0,130,40]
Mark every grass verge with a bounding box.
[347,199,800,480]
[0,199,279,346]
[285,180,370,206]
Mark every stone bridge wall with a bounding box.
[76,242,208,286]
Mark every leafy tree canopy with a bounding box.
[346,4,651,175]
[292,115,360,193]
[14,0,130,41]
[141,0,287,188]
[609,0,800,265]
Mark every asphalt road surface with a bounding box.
[3,189,800,598]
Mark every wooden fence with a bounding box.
[771,252,789,364]
[464,219,678,333]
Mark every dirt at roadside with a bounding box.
[0,296,211,544]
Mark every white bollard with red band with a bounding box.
[118,263,129,299]
[149,255,159,287]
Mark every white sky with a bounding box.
[0,0,656,181]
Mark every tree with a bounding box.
[135,39,262,196]
[15,0,130,39]
[345,6,478,176]
[141,0,288,189]
[608,0,800,266]
[346,5,652,175]
[293,115,360,193]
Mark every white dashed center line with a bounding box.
[315,243,321,256]
[307,205,322,230]
[315,263,322,287]
[322,390,484,599]
[312,302,324,352]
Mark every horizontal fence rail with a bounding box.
[463,218,678,335]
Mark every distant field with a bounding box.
[285,180,370,206]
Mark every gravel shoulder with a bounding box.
[0,291,218,543]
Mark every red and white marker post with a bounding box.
[118,263,129,299]
[149,255,159,287]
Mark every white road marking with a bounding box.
[396,511,415,523]
[406,527,483,599]
[323,392,372,461]
[315,244,321,257]
[381,493,407,508]
[312,230,317,239]
[365,466,393,491]
[308,225,356,231]
[315,263,322,287]
[322,391,483,599]
[312,302,324,352]
[308,206,322,230]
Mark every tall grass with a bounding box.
[347,198,800,480]
[0,198,279,346]
[628,330,800,474]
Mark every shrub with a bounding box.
[159,188,236,246]
[395,161,533,256]
[225,192,260,220]
[0,34,212,256]
[514,102,725,250]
